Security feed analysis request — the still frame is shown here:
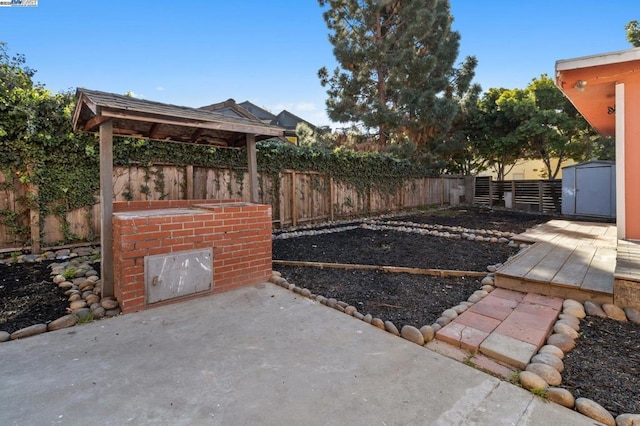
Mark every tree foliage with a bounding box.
[625,20,640,47]
[0,42,99,242]
[318,0,477,147]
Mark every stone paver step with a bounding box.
[435,290,563,370]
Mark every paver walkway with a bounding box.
[434,288,563,373]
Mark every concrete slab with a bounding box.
[0,283,593,425]
[480,332,538,370]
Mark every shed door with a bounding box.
[576,166,611,216]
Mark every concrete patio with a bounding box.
[0,283,595,425]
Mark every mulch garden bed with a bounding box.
[1,206,637,416]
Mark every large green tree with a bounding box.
[318,0,477,147]
[625,20,640,47]
[501,75,594,179]
[0,43,99,243]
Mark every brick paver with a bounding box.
[433,289,562,370]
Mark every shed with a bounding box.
[561,160,616,217]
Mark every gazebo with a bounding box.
[72,89,285,312]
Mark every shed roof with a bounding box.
[562,159,615,170]
[72,89,285,147]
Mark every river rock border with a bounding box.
[0,247,121,343]
[516,299,640,426]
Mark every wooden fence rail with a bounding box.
[0,167,473,250]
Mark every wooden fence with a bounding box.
[0,166,472,250]
[474,176,562,213]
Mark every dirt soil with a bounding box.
[273,206,639,417]
[1,207,637,416]
[0,260,68,334]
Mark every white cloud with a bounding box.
[156,86,165,91]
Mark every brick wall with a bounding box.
[112,201,272,313]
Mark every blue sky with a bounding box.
[0,0,637,128]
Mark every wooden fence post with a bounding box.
[291,171,297,227]
[28,182,40,254]
[538,181,544,212]
[278,172,285,227]
[488,179,494,207]
[185,165,194,200]
[329,176,334,222]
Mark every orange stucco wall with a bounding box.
[625,79,640,239]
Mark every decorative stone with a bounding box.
[337,301,349,308]
[467,294,482,303]
[371,318,385,329]
[68,293,81,302]
[538,346,562,359]
[481,276,494,285]
[558,314,581,328]
[431,323,442,332]
[487,265,497,272]
[326,298,338,308]
[384,321,400,336]
[563,304,586,319]
[452,304,468,314]
[10,324,47,340]
[73,308,92,321]
[52,274,66,284]
[58,281,73,289]
[473,290,488,298]
[546,333,576,352]
[441,309,458,320]
[526,363,562,386]
[519,371,548,391]
[584,301,607,318]
[363,314,373,324]
[315,295,326,304]
[92,306,106,319]
[333,304,345,313]
[553,322,579,339]
[87,275,100,283]
[563,299,583,310]
[481,285,494,292]
[435,316,451,327]
[0,331,10,342]
[531,353,564,372]
[287,284,296,291]
[555,319,579,332]
[47,315,78,331]
[105,308,121,317]
[616,413,640,426]
[602,303,627,322]
[85,294,100,305]
[624,307,640,324]
[401,325,424,345]
[546,387,575,408]
[300,288,312,297]
[101,298,119,310]
[419,325,435,342]
[344,306,357,316]
[575,398,616,426]
[69,300,87,311]
[353,312,364,320]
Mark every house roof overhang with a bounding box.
[555,47,640,137]
[72,88,285,147]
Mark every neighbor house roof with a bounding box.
[200,98,260,121]
[274,110,319,133]
[72,89,285,147]
[238,101,277,123]
[555,47,640,137]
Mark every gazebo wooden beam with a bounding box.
[246,133,258,203]
[99,120,114,298]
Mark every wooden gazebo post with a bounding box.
[246,133,258,203]
[100,120,114,298]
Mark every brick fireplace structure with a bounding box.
[112,200,272,313]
